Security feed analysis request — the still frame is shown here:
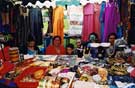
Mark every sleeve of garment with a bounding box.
[45,45,52,54]
[60,46,66,54]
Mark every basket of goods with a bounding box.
[107,58,125,65]
[9,47,19,62]
[108,64,128,75]
[14,66,48,88]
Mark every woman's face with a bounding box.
[109,35,116,45]
[53,37,61,47]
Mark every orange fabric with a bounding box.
[45,45,66,55]
[52,6,64,44]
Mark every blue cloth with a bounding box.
[0,16,10,33]
[29,8,43,45]
[87,43,98,58]
[117,25,123,38]
[0,79,17,87]
[99,1,106,42]
[130,0,135,3]
[27,49,37,55]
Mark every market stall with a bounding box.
[0,52,135,88]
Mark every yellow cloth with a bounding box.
[98,68,108,82]
[53,6,64,44]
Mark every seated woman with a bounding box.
[45,36,66,55]
[86,32,99,47]
[84,32,99,58]
[106,33,117,58]
[66,43,75,55]
[20,38,41,55]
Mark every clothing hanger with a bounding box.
[43,1,51,8]
[35,1,43,8]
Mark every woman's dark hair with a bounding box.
[66,43,74,49]
[52,36,62,44]
[27,35,35,42]
[107,33,117,42]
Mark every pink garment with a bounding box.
[94,3,101,40]
[82,3,94,42]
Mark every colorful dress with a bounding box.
[99,1,106,42]
[82,3,94,42]
[103,2,120,42]
[94,3,101,40]
[53,6,64,44]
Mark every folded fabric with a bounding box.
[0,61,14,77]
[130,68,135,77]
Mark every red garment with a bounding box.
[0,46,10,61]
[45,45,66,55]
[130,68,135,77]
[0,61,14,77]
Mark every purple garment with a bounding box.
[103,2,120,42]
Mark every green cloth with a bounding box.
[56,0,80,6]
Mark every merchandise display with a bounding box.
[0,54,135,88]
[0,0,135,88]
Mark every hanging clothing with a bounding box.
[94,3,101,40]
[67,5,83,36]
[130,4,135,30]
[47,7,53,33]
[117,24,123,38]
[0,14,3,32]
[99,1,106,42]
[120,0,128,22]
[9,8,16,33]
[15,7,31,47]
[82,3,94,42]
[53,6,64,43]
[29,8,43,45]
[103,2,120,42]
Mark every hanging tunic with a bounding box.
[103,2,120,42]
[99,1,106,42]
[53,6,64,44]
[82,3,94,42]
[94,3,101,40]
